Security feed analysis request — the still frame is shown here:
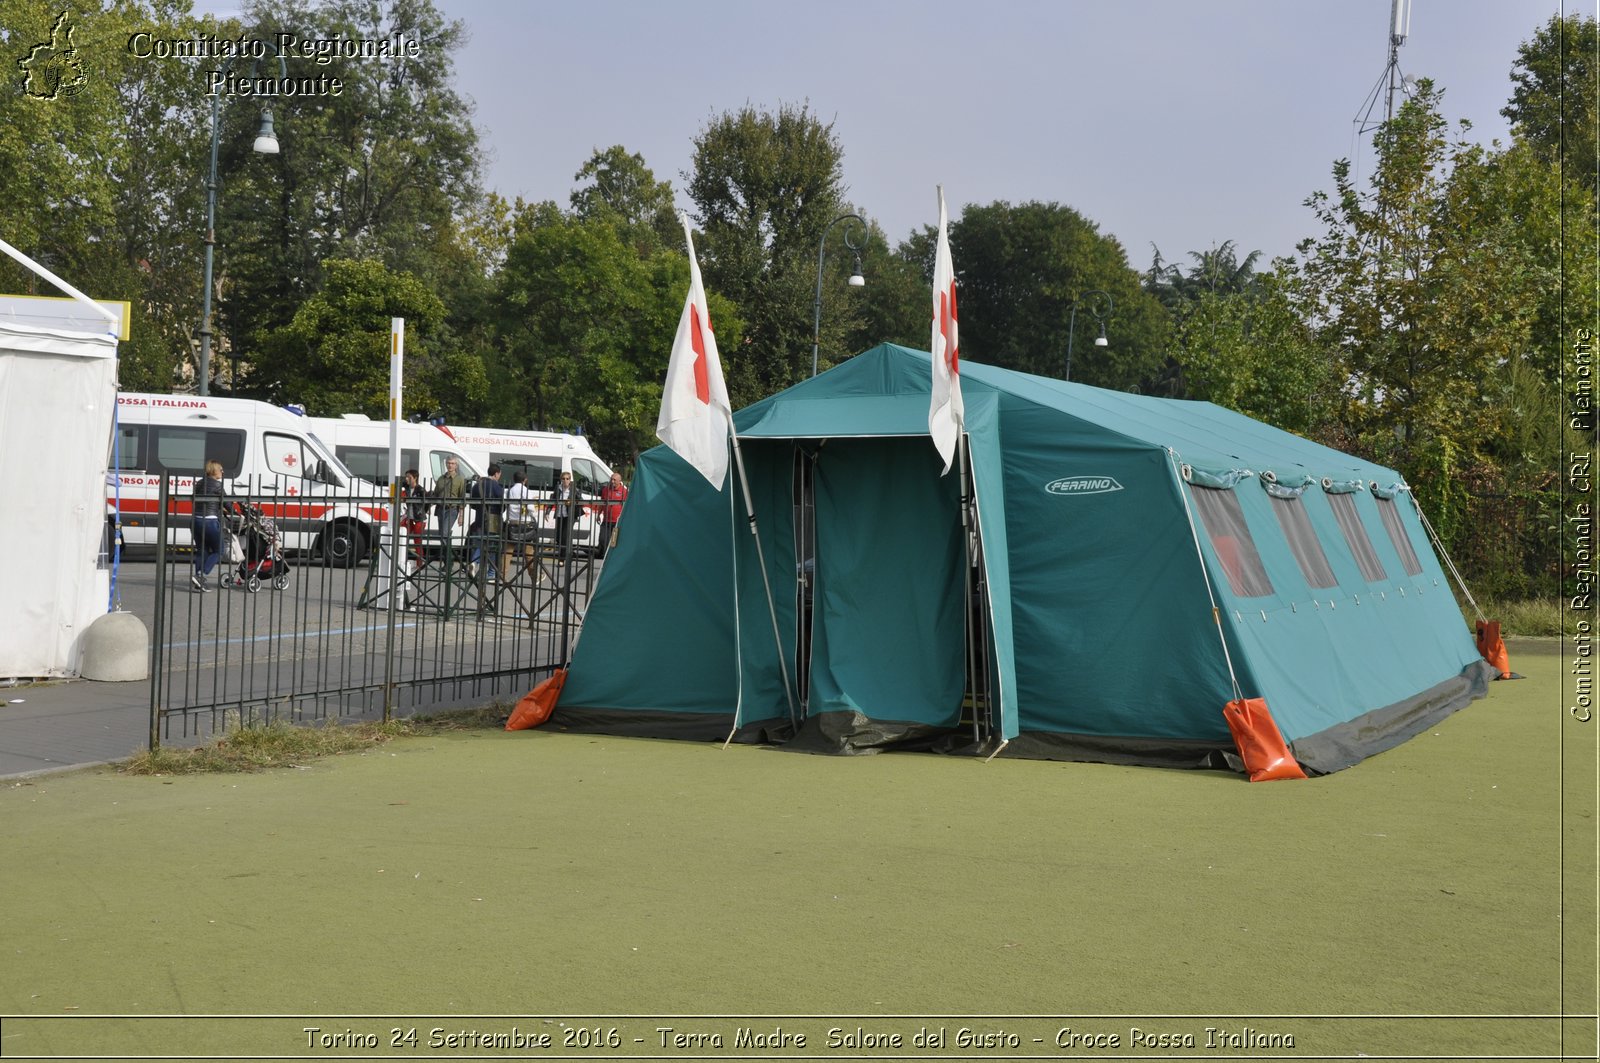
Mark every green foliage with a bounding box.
[570,145,681,255]
[1295,82,1551,462]
[936,200,1169,389]
[846,221,930,355]
[487,206,741,462]
[1145,240,1264,312]
[253,258,457,415]
[1503,13,1598,190]
[217,0,482,393]
[1166,270,1333,434]
[686,102,852,405]
[0,0,213,389]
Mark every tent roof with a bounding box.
[785,344,1400,485]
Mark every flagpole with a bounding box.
[958,432,981,746]
[729,432,801,732]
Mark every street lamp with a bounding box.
[810,212,867,377]
[1064,289,1112,382]
[198,47,287,396]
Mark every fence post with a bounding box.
[147,474,170,751]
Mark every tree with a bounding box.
[1165,268,1332,434]
[845,221,930,355]
[1503,13,1598,193]
[0,0,214,390]
[1293,79,1593,552]
[570,146,680,255]
[488,207,742,462]
[219,0,483,392]
[251,258,463,416]
[1145,240,1263,312]
[933,200,1169,389]
[686,103,852,405]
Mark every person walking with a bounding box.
[433,456,468,550]
[551,469,576,555]
[467,463,505,580]
[500,470,536,582]
[190,460,229,591]
[400,468,429,565]
[598,471,628,557]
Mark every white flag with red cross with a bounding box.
[657,216,734,490]
[929,186,964,474]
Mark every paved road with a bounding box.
[0,546,597,779]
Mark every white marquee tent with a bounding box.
[0,317,118,678]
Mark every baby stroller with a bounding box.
[229,501,291,592]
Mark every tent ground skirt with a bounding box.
[548,708,790,745]
[1286,658,1497,774]
[995,659,1497,775]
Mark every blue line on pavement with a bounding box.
[171,622,422,650]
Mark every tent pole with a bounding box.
[1167,449,1245,703]
[959,433,982,746]
[729,433,801,731]
[1410,493,1488,624]
[721,485,743,749]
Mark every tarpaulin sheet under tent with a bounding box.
[555,344,1494,774]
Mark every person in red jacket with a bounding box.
[599,471,628,557]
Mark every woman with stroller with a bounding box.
[190,460,228,591]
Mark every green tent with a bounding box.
[556,344,1493,774]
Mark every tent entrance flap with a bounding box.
[794,437,966,751]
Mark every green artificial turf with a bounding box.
[1,640,1592,1061]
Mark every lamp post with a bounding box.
[1064,289,1112,382]
[198,48,287,396]
[810,212,866,377]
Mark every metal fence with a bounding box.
[1445,491,1562,601]
[142,477,599,748]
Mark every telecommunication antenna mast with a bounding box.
[1355,0,1414,139]
[1384,0,1412,122]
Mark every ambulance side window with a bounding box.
[150,427,244,477]
[114,425,146,470]
[522,457,559,492]
[337,445,418,486]
[571,458,605,493]
[265,433,314,479]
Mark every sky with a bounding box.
[426,0,1566,269]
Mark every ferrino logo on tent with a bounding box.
[1045,475,1124,496]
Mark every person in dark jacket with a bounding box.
[467,464,505,580]
[190,460,229,591]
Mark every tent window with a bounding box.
[1374,496,1424,576]
[1269,494,1338,589]
[1190,486,1274,598]
[1326,491,1387,582]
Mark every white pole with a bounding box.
[382,318,405,720]
[0,237,118,332]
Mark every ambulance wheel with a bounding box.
[320,523,368,568]
[272,571,290,590]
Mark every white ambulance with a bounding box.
[110,393,387,566]
[302,414,482,488]
[442,425,614,549]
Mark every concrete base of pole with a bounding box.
[80,610,150,683]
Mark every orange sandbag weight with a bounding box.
[506,669,567,731]
[1222,697,1307,782]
